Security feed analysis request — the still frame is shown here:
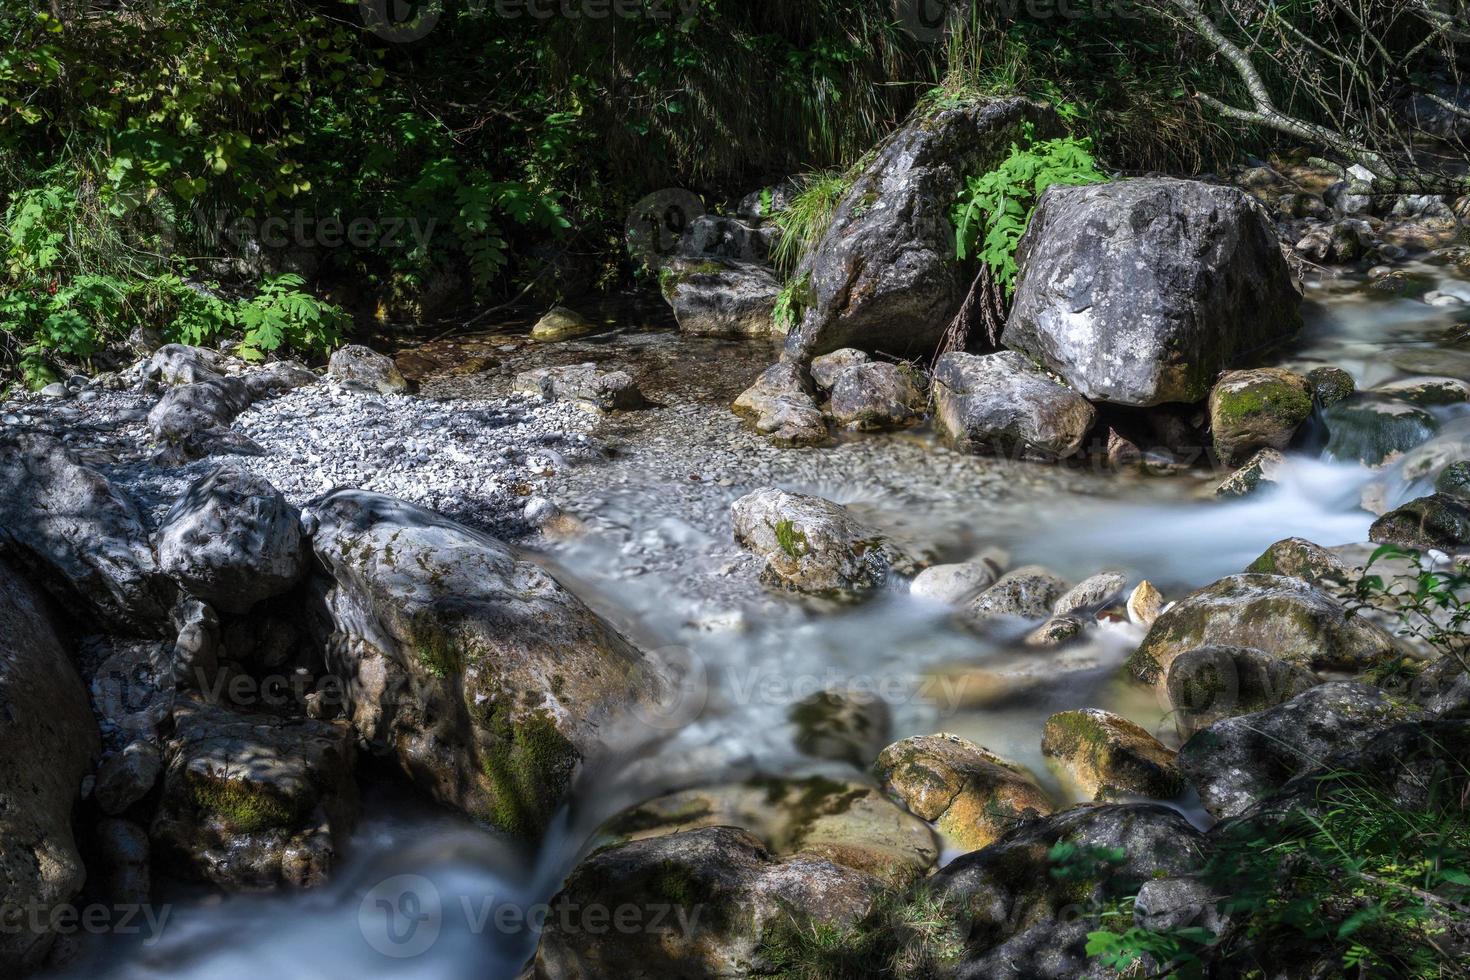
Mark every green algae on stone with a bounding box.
[1208,367,1313,465]
[1040,708,1183,800]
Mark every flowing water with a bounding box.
[55,261,1470,979]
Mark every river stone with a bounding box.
[1245,537,1351,586]
[94,740,163,816]
[1127,580,1165,628]
[326,344,408,392]
[243,359,318,400]
[809,348,872,391]
[1041,709,1183,800]
[730,488,925,597]
[0,432,172,634]
[0,557,100,974]
[1208,368,1313,465]
[146,344,235,386]
[932,351,1096,461]
[934,804,1207,980]
[731,362,828,447]
[678,214,776,264]
[1166,645,1319,738]
[513,363,645,412]
[1371,376,1470,406]
[149,695,358,889]
[1214,447,1286,498]
[1054,571,1128,616]
[1369,492,1470,550]
[532,827,881,980]
[147,373,259,456]
[962,566,1070,624]
[659,257,780,339]
[528,306,594,343]
[873,734,1052,851]
[1177,682,1423,818]
[1127,573,1395,685]
[1295,218,1374,263]
[825,360,927,431]
[1002,178,1301,407]
[1306,365,1355,406]
[155,467,306,615]
[1437,461,1470,502]
[1024,614,1086,648]
[783,97,1055,361]
[1323,394,1439,466]
[306,489,667,837]
[910,559,1002,605]
[789,689,891,767]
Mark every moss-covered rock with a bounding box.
[1245,536,1351,586]
[529,305,594,342]
[789,689,891,767]
[1323,394,1439,466]
[1369,492,1470,550]
[1127,573,1395,686]
[873,733,1053,851]
[1041,709,1183,800]
[1165,645,1319,738]
[1306,365,1355,406]
[1209,367,1313,465]
[1436,460,1470,502]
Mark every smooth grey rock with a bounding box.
[1054,571,1128,615]
[327,344,407,393]
[147,374,259,455]
[910,560,1002,605]
[790,689,891,767]
[1245,537,1351,586]
[825,359,927,431]
[513,363,646,411]
[243,360,318,400]
[731,362,828,446]
[659,257,779,339]
[1295,218,1374,262]
[963,566,1070,623]
[933,351,1096,461]
[146,344,231,386]
[1324,394,1438,466]
[94,740,163,816]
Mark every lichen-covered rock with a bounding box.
[155,466,306,615]
[532,827,882,979]
[1214,447,1286,498]
[306,489,666,837]
[1324,394,1438,466]
[1306,365,1355,406]
[1371,375,1470,406]
[326,343,408,392]
[1041,709,1182,800]
[825,360,927,431]
[910,559,1003,605]
[1208,368,1313,465]
[1245,537,1351,586]
[150,695,358,889]
[1127,580,1165,628]
[1177,682,1422,817]
[1128,573,1395,685]
[0,432,172,634]
[789,689,890,767]
[784,97,1055,361]
[1369,492,1470,550]
[1165,645,1319,738]
[874,733,1052,851]
[730,488,926,597]
[659,257,780,339]
[1003,178,1301,407]
[513,363,646,412]
[962,566,1069,624]
[528,306,594,343]
[731,363,829,447]
[932,351,1096,461]
[0,557,100,974]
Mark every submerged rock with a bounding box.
[789,689,891,767]
[1369,492,1470,550]
[528,306,594,343]
[1323,394,1438,466]
[1041,708,1183,800]
[932,351,1096,461]
[1437,460,1470,501]
[1003,178,1301,407]
[1166,645,1319,738]
[513,363,646,412]
[909,558,1002,605]
[731,362,828,447]
[326,344,409,393]
[659,257,780,339]
[1371,375,1470,406]
[1306,365,1355,406]
[1208,367,1313,465]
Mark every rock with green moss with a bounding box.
[1177,681,1423,818]
[789,689,890,766]
[1369,492,1470,550]
[730,488,929,597]
[305,490,667,839]
[1041,709,1182,800]
[731,363,829,447]
[1436,460,1470,502]
[873,733,1053,851]
[1214,447,1286,498]
[529,305,595,342]
[1370,375,1470,406]
[1323,394,1439,466]
[1306,365,1355,406]
[149,695,358,890]
[1245,536,1351,586]
[1128,573,1395,686]
[532,826,882,979]
[1208,367,1313,465]
[961,565,1070,627]
[659,257,780,339]
[1165,645,1319,738]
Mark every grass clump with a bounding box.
[758,888,967,979]
[770,171,854,276]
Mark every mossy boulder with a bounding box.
[789,689,891,767]
[1369,492,1470,550]
[1208,367,1314,465]
[1436,460,1470,502]
[1323,394,1439,466]
[1306,365,1355,406]
[1214,447,1286,498]
[873,733,1053,851]
[1165,645,1319,738]
[529,305,594,342]
[1041,709,1183,800]
[1245,536,1351,586]
[1128,573,1396,686]
[306,490,667,839]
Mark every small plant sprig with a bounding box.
[1345,544,1470,674]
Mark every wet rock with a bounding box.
[1371,376,1470,407]
[513,363,646,412]
[1208,367,1313,465]
[1023,614,1086,648]
[659,257,780,339]
[825,359,927,431]
[790,689,891,766]
[730,488,925,597]
[306,490,666,837]
[932,351,1096,461]
[1245,536,1351,586]
[155,466,306,614]
[528,306,594,343]
[784,97,1054,360]
[679,214,776,264]
[1323,394,1438,466]
[1214,447,1286,498]
[1127,580,1165,628]
[150,695,358,890]
[94,740,163,816]
[962,566,1069,624]
[1054,571,1128,616]
[1041,709,1182,800]
[910,558,1002,605]
[0,557,100,974]
[1437,460,1470,502]
[1177,681,1422,818]
[874,733,1052,851]
[326,344,408,392]
[93,818,150,906]
[1166,645,1319,738]
[731,362,828,447]
[1004,178,1301,407]
[532,827,881,979]
[0,432,172,633]
[1295,218,1373,263]
[1369,492,1470,550]
[1127,573,1395,685]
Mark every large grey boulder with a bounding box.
[679,214,777,264]
[326,344,407,393]
[147,374,259,455]
[0,557,100,974]
[1002,178,1302,406]
[933,351,1096,461]
[660,257,781,340]
[305,490,666,838]
[0,432,171,633]
[155,467,307,614]
[783,98,1056,361]
[145,343,235,386]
